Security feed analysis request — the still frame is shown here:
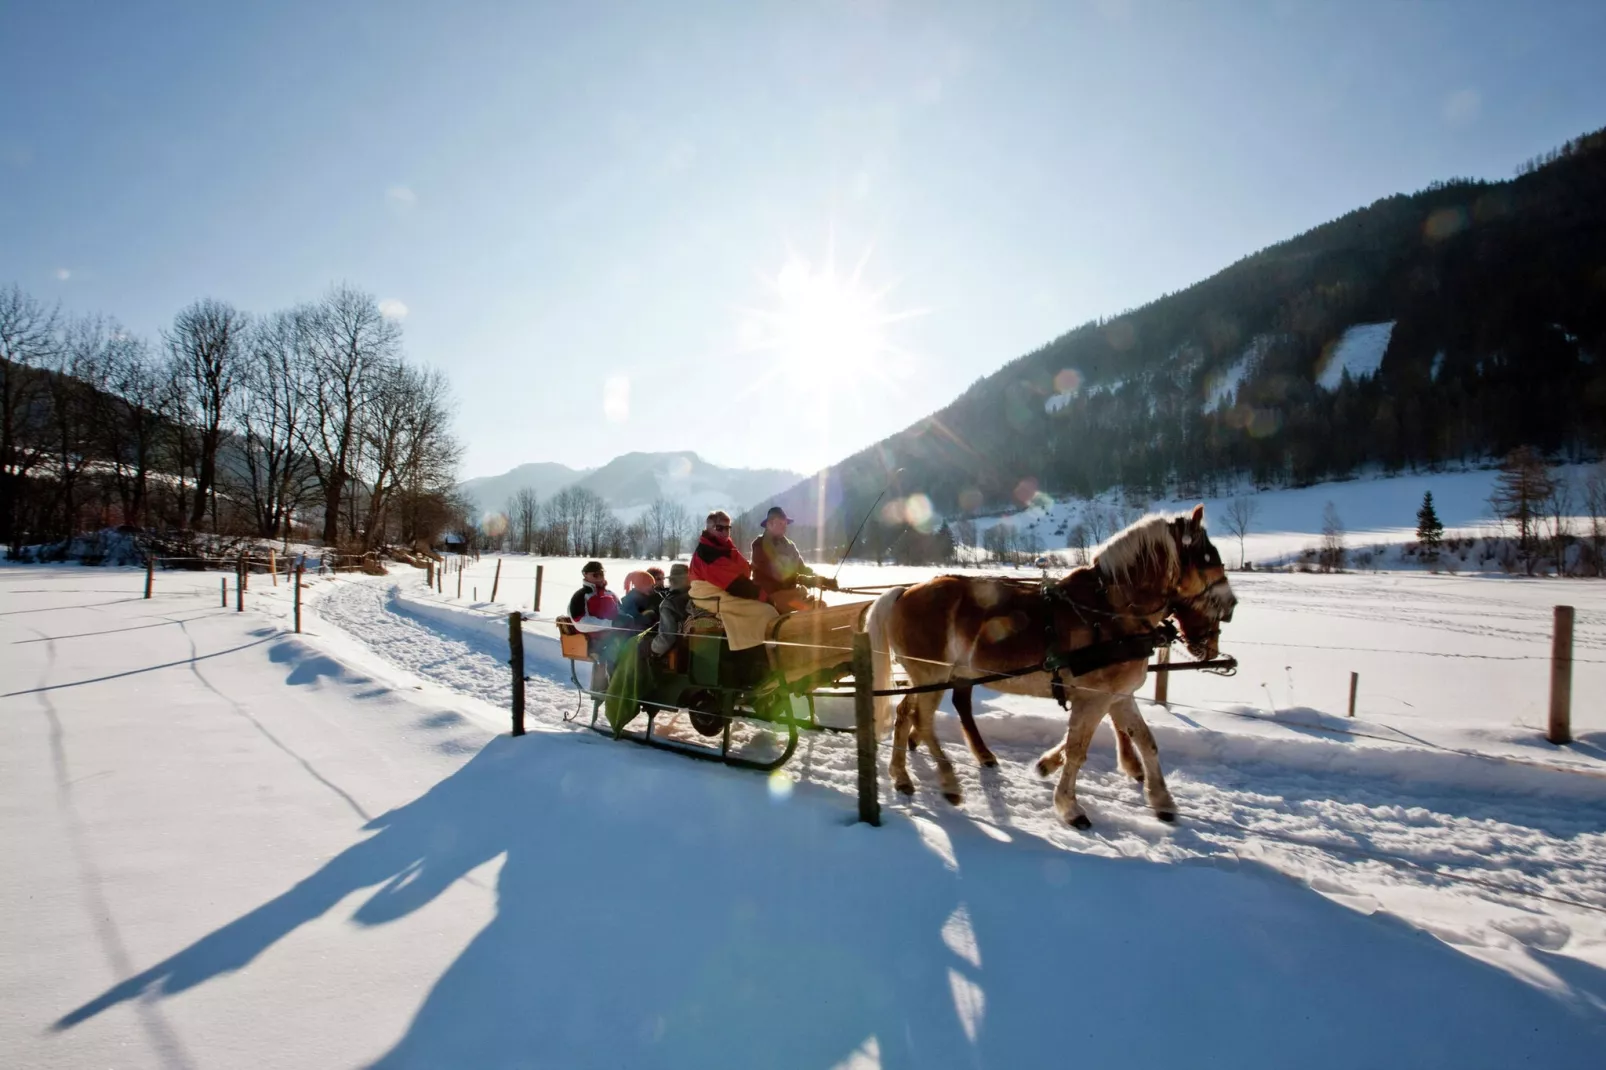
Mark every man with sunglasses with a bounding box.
[688,509,778,662]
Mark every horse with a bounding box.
[863,505,1236,829]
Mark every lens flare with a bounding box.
[767,770,794,802]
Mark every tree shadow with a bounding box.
[54,733,1606,1069]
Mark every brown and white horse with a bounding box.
[864,505,1236,828]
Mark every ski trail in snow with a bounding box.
[317,577,1606,974]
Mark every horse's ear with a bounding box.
[1190,503,1205,526]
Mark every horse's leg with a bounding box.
[890,695,916,796]
[915,692,964,805]
[1114,723,1144,783]
[1052,691,1113,829]
[1108,695,1176,821]
[1035,740,1066,777]
[952,683,998,768]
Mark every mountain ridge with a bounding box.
[459,451,803,521]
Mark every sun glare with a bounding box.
[740,247,920,389]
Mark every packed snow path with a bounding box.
[5,564,1606,1068]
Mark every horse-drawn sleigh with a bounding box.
[556,506,1238,828]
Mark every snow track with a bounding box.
[318,576,1606,984]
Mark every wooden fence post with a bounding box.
[144,553,154,599]
[239,552,248,592]
[491,558,502,602]
[1549,604,1574,745]
[221,577,227,608]
[534,565,544,612]
[237,563,244,612]
[851,631,881,827]
[509,612,526,736]
[270,548,277,586]
[1348,672,1359,718]
[294,563,303,633]
[426,560,434,588]
[1153,646,1170,705]
[457,565,463,600]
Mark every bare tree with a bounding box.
[508,487,539,554]
[231,309,315,540]
[300,285,400,546]
[166,299,248,529]
[44,316,112,538]
[1583,466,1606,577]
[645,497,672,557]
[359,362,459,547]
[0,285,58,547]
[1545,477,1575,576]
[1222,495,1259,569]
[1490,446,1557,575]
[88,332,169,529]
[661,500,692,558]
[1319,501,1346,572]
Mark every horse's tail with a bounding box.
[863,587,908,739]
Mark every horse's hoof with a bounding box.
[979,755,998,768]
[943,791,963,806]
[1156,810,1177,823]
[1034,760,1052,778]
[1069,814,1092,831]
[1132,769,1146,783]
[895,781,914,796]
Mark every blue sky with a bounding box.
[3,1,1603,479]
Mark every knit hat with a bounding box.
[668,562,691,591]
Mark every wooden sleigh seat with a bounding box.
[557,615,690,674]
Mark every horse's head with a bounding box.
[1166,504,1236,660]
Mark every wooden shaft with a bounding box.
[1348,672,1358,718]
[144,553,154,599]
[534,565,544,611]
[851,631,881,827]
[221,578,227,607]
[509,612,526,736]
[294,564,303,633]
[491,559,502,602]
[1154,646,1170,705]
[1549,604,1574,745]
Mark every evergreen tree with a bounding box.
[1415,491,1444,559]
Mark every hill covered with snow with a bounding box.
[460,451,802,522]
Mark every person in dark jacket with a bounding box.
[750,505,836,613]
[649,563,692,657]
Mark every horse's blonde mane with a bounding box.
[1093,512,1180,587]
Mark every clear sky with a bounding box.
[3,1,1603,479]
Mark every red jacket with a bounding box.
[691,531,761,599]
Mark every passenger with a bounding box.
[750,505,836,614]
[649,562,693,658]
[616,570,662,633]
[688,509,778,652]
[646,566,667,594]
[567,561,620,634]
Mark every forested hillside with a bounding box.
[749,126,1606,551]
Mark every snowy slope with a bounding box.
[1317,321,1395,390]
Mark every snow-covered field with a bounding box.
[5,558,1606,1068]
[976,463,1602,571]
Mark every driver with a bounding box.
[750,505,836,613]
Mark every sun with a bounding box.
[738,246,920,389]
